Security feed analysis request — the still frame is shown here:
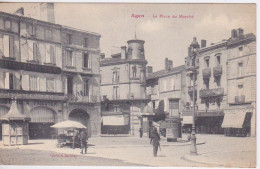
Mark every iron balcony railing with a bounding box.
[199,88,224,98]
[67,94,98,103]
[213,65,222,77]
[202,68,211,78]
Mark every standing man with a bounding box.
[150,127,160,157]
[72,129,79,149]
[80,129,88,154]
[139,128,143,138]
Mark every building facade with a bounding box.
[146,58,187,139]
[100,39,149,135]
[0,4,101,139]
[185,28,256,136]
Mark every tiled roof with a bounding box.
[147,65,185,80]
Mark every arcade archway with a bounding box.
[29,106,57,139]
[69,109,89,131]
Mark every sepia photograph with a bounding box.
[0,2,257,168]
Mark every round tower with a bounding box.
[127,39,145,60]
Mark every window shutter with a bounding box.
[3,35,9,57]
[46,45,50,63]
[28,41,33,60]
[9,36,14,58]
[50,45,56,64]
[33,42,37,60]
[4,72,9,89]
[21,75,29,91]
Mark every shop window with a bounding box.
[83,53,89,68]
[83,79,89,96]
[46,78,55,92]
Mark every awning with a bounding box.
[182,116,193,125]
[102,115,129,126]
[221,109,247,128]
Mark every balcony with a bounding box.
[213,65,222,77]
[0,89,65,100]
[235,95,245,104]
[199,88,224,98]
[67,94,98,103]
[202,68,211,78]
[0,58,61,74]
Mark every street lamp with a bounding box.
[189,37,199,155]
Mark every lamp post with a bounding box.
[189,37,199,155]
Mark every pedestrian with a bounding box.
[80,129,88,154]
[72,129,79,149]
[150,127,160,157]
[139,128,143,138]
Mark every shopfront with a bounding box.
[29,106,57,139]
[195,111,224,134]
[0,105,10,140]
[222,108,252,137]
[101,113,130,134]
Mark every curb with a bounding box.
[91,141,206,148]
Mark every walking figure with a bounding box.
[80,129,88,154]
[139,128,143,138]
[150,127,160,157]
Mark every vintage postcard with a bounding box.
[0,2,256,168]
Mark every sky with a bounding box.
[0,3,256,72]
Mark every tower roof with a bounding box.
[127,39,145,44]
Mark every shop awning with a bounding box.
[182,116,193,125]
[221,109,247,128]
[102,115,129,126]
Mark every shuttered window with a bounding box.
[3,35,13,58]
[169,99,179,117]
[46,78,55,92]
[50,45,56,64]
[29,75,38,91]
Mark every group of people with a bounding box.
[72,129,88,154]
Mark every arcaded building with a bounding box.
[100,38,149,135]
[0,3,101,139]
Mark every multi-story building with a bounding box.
[0,3,101,139]
[185,28,256,136]
[146,58,187,139]
[223,29,256,137]
[100,38,149,135]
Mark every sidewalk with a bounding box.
[0,134,256,167]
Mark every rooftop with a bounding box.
[147,65,185,80]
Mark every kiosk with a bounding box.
[0,99,31,146]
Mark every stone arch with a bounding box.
[30,106,57,123]
[69,109,90,135]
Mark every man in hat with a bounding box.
[150,127,160,157]
[80,129,88,154]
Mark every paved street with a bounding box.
[0,134,256,167]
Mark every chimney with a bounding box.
[40,3,55,23]
[165,58,169,71]
[146,66,153,77]
[121,46,126,59]
[100,53,105,59]
[201,39,206,48]
[168,60,173,70]
[237,28,244,38]
[14,7,24,16]
[188,47,192,57]
[231,29,237,38]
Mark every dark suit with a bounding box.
[150,129,160,157]
[80,130,88,154]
